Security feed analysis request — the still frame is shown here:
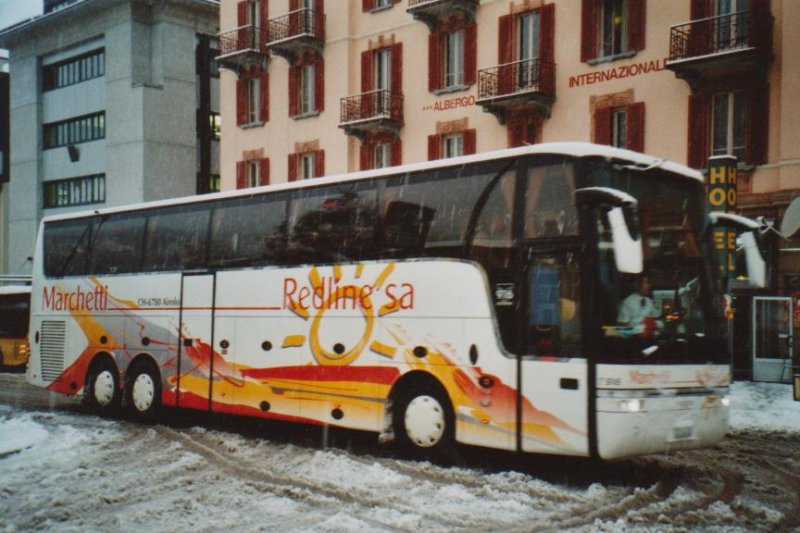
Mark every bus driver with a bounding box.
[617,275,661,338]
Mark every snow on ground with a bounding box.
[1,380,799,532]
[728,380,800,431]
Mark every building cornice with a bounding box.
[0,0,219,48]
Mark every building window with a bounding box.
[428,129,476,160]
[443,30,465,88]
[712,91,746,161]
[580,0,645,62]
[236,158,269,189]
[289,57,324,118]
[443,133,463,158]
[210,112,221,140]
[300,63,316,114]
[687,83,768,168]
[43,111,105,149]
[236,68,268,125]
[508,116,539,148]
[429,22,476,93]
[593,102,644,152]
[43,174,105,208]
[374,143,390,169]
[42,48,105,92]
[288,149,325,181]
[363,0,395,11]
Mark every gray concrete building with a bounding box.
[0,0,220,274]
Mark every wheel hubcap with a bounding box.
[404,395,446,448]
[93,370,115,406]
[132,373,155,413]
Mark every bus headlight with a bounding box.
[720,395,731,407]
[620,398,643,412]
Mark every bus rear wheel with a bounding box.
[126,362,161,420]
[85,359,121,414]
[393,383,454,456]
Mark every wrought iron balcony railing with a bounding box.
[268,8,325,45]
[477,58,555,101]
[340,90,403,126]
[668,10,769,62]
[217,25,268,59]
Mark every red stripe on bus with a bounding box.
[240,365,401,384]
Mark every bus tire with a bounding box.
[392,382,454,456]
[85,358,121,415]
[126,360,161,420]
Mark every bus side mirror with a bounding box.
[738,231,766,288]
[575,187,643,274]
[709,212,766,288]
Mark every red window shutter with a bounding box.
[390,139,402,166]
[508,122,523,148]
[259,0,268,51]
[314,150,325,178]
[428,33,441,92]
[360,143,372,171]
[746,83,769,165]
[316,0,324,14]
[464,23,477,86]
[237,1,249,49]
[688,92,709,169]
[626,102,645,153]
[259,158,270,186]
[463,129,477,155]
[580,0,598,62]
[288,153,298,182]
[289,0,298,10]
[627,0,646,52]
[236,78,248,125]
[289,0,299,36]
[259,70,269,122]
[315,58,324,112]
[236,161,246,189]
[288,65,298,117]
[593,106,612,145]
[428,134,441,161]
[539,4,555,94]
[690,0,710,19]
[361,50,373,117]
[498,14,514,95]
[390,43,402,95]
[498,14,513,63]
[362,0,373,12]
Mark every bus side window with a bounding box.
[526,253,582,358]
[525,164,579,238]
[44,218,95,277]
[209,195,287,268]
[143,205,210,272]
[91,213,145,275]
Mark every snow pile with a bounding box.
[729,380,800,432]
[0,413,49,456]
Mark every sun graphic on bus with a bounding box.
[280,262,415,367]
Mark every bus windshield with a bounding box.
[591,166,727,364]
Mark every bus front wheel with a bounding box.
[393,383,454,455]
[126,361,161,420]
[85,359,121,414]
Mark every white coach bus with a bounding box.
[26,143,761,459]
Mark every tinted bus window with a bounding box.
[524,163,579,238]
[91,213,146,275]
[44,218,94,277]
[143,205,210,271]
[381,162,502,256]
[287,182,378,264]
[0,293,30,337]
[209,195,288,268]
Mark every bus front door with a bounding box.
[177,273,216,410]
[518,251,590,456]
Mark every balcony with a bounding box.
[266,8,325,61]
[407,0,478,31]
[216,25,268,71]
[666,10,773,87]
[476,58,556,124]
[339,90,403,141]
